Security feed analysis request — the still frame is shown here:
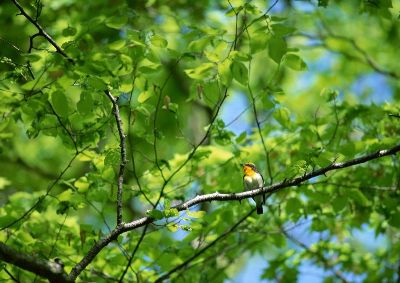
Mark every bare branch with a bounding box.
[68,143,400,280]
[0,242,71,283]
[104,90,127,226]
[48,102,78,153]
[11,0,75,64]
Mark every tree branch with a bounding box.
[0,242,71,283]
[104,90,127,226]
[68,143,400,280]
[11,0,75,64]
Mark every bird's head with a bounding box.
[241,162,258,176]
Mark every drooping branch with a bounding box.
[68,143,400,281]
[104,90,127,226]
[0,242,72,283]
[11,0,75,64]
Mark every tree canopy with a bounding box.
[1,0,400,282]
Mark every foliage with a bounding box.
[1,0,400,282]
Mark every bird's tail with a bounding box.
[256,205,263,215]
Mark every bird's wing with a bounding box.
[256,173,265,204]
[256,174,264,188]
[243,175,250,191]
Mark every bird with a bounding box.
[241,163,265,214]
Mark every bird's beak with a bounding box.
[240,163,244,167]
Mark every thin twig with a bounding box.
[11,0,75,64]
[48,214,68,259]
[237,0,280,38]
[3,267,20,283]
[104,90,127,226]
[48,102,78,153]
[118,223,150,282]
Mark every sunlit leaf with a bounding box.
[282,54,307,71]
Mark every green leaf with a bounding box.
[320,88,339,101]
[77,91,94,114]
[272,24,296,36]
[62,26,77,36]
[286,198,302,215]
[188,36,213,52]
[348,189,370,207]
[104,149,120,167]
[268,37,287,64]
[56,201,71,215]
[74,177,90,193]
[184,63,215,80]
[318,0,329,7]
[230,51,252,61]
[151,35,168,47]
[273,107,290,128]
[282,54,307,71]
[180,224,192,231]
[22,53,42,63]
[21,78,48,91]
[105,16,128,29]
[138,64,161,74]
[138,90,153,103]
[389,211,400,228]
[86,76,106,90]
[235,131,247,144]
[332,196,347,212]
[232,60,248,85]
[187,210,206,218]
[218,59,233,85]
[250,32,271,54]
[51,90,70,117]
[164,208,179,218]
[167,223,179,232]
[0,177,11,190]
[146,209,164,220]
[108,40,126,50]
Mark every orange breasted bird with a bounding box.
[241,163,265,214]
